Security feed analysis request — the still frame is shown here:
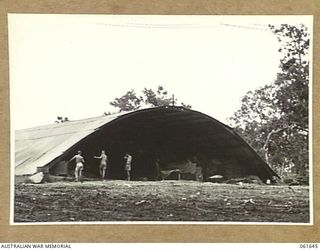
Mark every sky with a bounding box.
[8,15,313,130]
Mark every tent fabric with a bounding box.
[15,113,127,175]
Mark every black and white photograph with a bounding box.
[9,14,312,224]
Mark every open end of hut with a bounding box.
[45,107,276,182]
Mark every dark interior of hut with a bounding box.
[54,108,271,181]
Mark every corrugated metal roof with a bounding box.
[15,113,127,175]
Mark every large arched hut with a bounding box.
[15,106,277,182]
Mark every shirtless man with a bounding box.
[124,153,132,181]
[69,150,85,182]
[94,150,108,179]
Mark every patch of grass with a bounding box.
[14,180,310,223]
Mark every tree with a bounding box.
[270,24,309,132]
[109,90,142,112]
[143,86,172,107]
[109,86,191,112]
[229,24,310,178]
[55,116,69,123]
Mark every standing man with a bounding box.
[124,153,132,181]
[69,150,85,182]
[94,150,108,180]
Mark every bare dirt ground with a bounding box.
[14,180,310,223]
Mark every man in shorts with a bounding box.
[124,153,132,181]
[69,150,85,182]
[94,150,108,179]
